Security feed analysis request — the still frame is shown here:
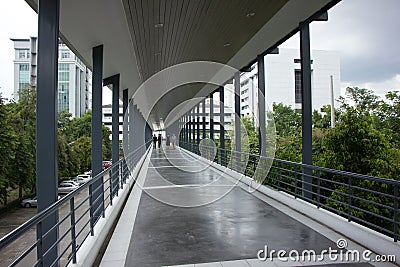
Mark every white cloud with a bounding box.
[0,0,37,99]
[341,74,400,99]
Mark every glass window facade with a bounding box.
[58,63,70,112]
[61,52,70,59]
[294,69,302,104]
[18,49,29,59]
[18,63,30,90]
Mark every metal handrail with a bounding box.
[0,141,151,266]
[180,141,400,242]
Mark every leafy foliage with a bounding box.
[0,88,112,203]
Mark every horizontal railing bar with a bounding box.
[9,239,39,267]
[0,141,150,259]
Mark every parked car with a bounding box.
[62,180,80,186]
[77,174,91,180]
[58,182,79,194]
[102,161,111,170]
[84,170,92,175]
[20,196,37,208]
[72,176,90,185]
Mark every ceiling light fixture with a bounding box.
[246,12,255,18]
[155,23,164,28]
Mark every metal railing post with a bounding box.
[88,184,94,236]
[348,176,353,222]
[109,169,113,206]
[70,197,77,263]
[294,170,298,199]
[119,162,123,191]
[317,170,321,208]
[36,221,44,267]
[394,184,398,242]
[277,162,281,190]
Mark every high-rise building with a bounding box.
[11,37,92,118]
[239,48,340,126]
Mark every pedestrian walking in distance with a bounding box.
[157,134,162,149]
[152,134,157,148]
[171,134,177,149]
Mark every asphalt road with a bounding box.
[0,185,95,267]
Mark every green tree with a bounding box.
[9,88,37,199]
[272,102,301,138]
[0,96,18,204]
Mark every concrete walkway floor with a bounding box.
[101,147,384,267]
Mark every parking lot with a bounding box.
[0,188,90,267]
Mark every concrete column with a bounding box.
[129,99,135,156]
[257,55,267,157]
[188,112,192,143]
[111,75,120,195]
[122,89,128,182]
[210,92,214,141]
[219,86,225,164]
[192,109,196,143]
[36,0,60,264]
[196,104,200,145]
[234,72,241,171]
[300,22,313,200]
[202,99,206,139]
[234,72,241,152]
[90,44,104,231]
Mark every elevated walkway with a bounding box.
[100,147,397,267]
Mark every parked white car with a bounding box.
[58,182,79,194]
[72,176,91,185]
[20,196,37,208]
[77,174,91,180]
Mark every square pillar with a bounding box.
[91,45,104,228]
[300,22,313,200]
[36,0,60,264]
[257,55,267,157]
[122,89,128,182]
[210,92,214,141]
[219,86,225,164]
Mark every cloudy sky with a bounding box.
[0,0,399,101]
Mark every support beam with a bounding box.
[91,44,104,231]
[145,123,152,148]
[137,107,146,148]
[36,0,60,264]
[104,74,120,196]
[257,55,267,157]
[202,99,206,139]
[234,72,241,153]
[128,100,135,155]
[186,116,188,145]
[210,92,214,141]
[192,109,196,143]
[196,104,200,145]
[188,112,191,143]
[122,89,128,182]
[234,72,241,171]
[134,105,141,150]
[219,86,225,164]
[300,21,313,200]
